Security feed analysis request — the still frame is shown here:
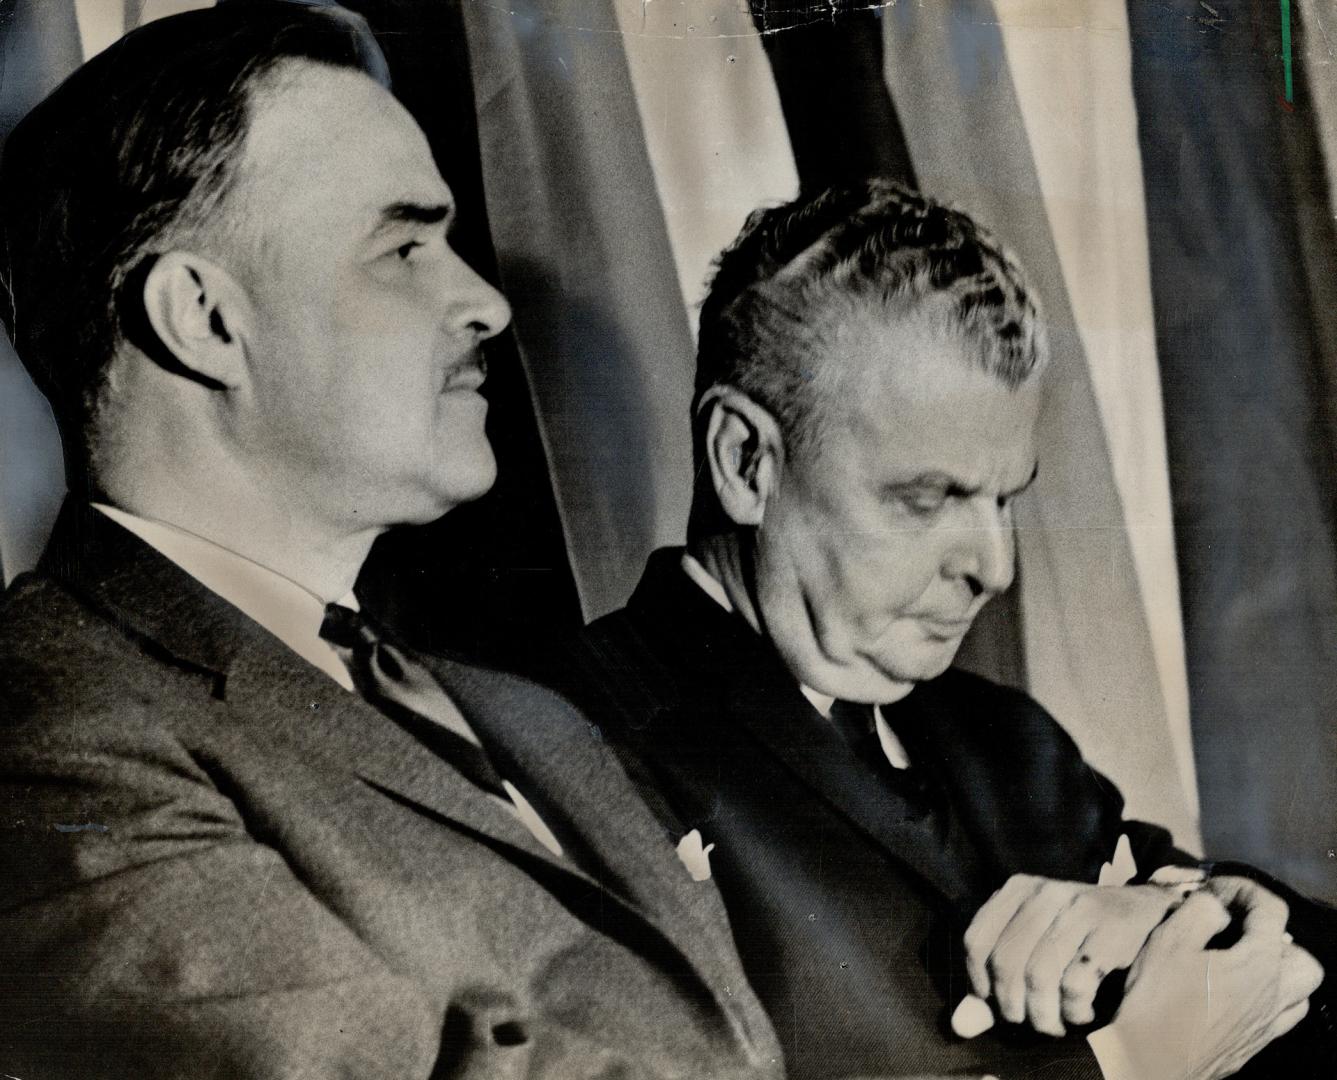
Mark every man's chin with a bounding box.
[864,643,962,690]
[394,453,498,527]
[799,660,919,706]
[457,454,499,504]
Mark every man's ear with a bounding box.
[140,251,251,390]
[700,386,784,527]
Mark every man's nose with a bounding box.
[443,257,512,341]
[943,499,1016,598]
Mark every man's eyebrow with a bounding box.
[370,201,454,238]
[888,462,1040,498]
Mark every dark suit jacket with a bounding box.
[550,550,1295,1080]
[0,509,782,1080]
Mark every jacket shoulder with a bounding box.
[0,572,214,736]
[933,666,1087,759]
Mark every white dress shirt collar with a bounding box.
[93,503,356,691]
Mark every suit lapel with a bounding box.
[211,612,758,1038]
[221,633,599,879]
[435,657,759,1002]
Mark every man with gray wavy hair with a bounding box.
[550,179,1330,1080]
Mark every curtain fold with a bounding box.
[462,0,706,619]
[1129,0,1337,899]
[994,0,1195,812]
[0,0,82,584]
[612,0,799,320]
[333,0,582,663]
[757,3,915,194]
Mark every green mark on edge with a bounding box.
[1281,0,1294,103]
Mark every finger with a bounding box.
[1024,906,1100,1037]
[1143,892,1231,959]
[964,875,1042,999]
[1268,997,1311,1043]
[1058,944,1104,1027]
[1061,913,1156,1026]
[1206,876,1290,938]
[988,883,1075,1026]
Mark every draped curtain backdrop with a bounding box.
[3,0,1335,898]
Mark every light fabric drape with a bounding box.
[995,0,1196,810]
[611,0,799,320]
[1,0,221,585]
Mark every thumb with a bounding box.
[1277,943,1325,1007]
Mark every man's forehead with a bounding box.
[238,62,450,222]
[813,308,1042,475]
[828,303,1038,403]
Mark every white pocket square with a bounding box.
[676,828,715,882]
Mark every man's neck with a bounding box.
[687,532,764,635]
[99,470,377,603]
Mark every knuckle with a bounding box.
[1089,930,1137,969]
[1257,889,1291,921]
[1024,959,1056,992]
[1061,971,1098,1002]
[1078,928,1111,959]
[1067,892,1098,920]
[1288,1000,1313,1035]
[1034,879,1067,903]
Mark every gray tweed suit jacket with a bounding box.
[0,503,782,1080]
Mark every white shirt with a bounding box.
[680,552,912,769]
[94,503,356,690]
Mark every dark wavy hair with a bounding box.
[0,1,386,473]
[692,178,1047,465]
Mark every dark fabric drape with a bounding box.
[460,0,702,621]
[1129,0,1337,899]
[755,4,916,195]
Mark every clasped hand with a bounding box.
[963,873,1324,1080]
[963,872,1188,1035]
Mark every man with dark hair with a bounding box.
[0,6,784,1077]
[548,180,1330,1080]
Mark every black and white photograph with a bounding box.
[1,1,1335,1077]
